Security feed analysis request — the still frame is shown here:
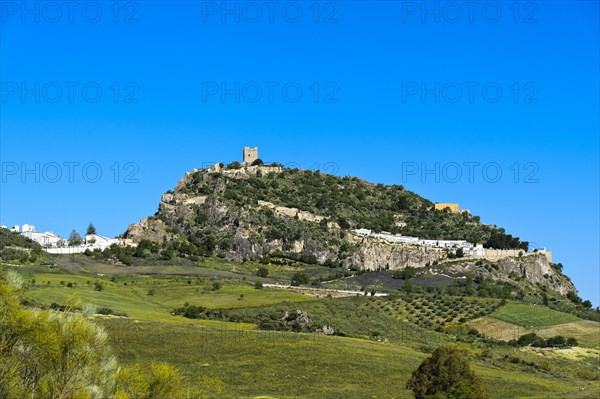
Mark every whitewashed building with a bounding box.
[355,229,474,249]
[85,234,119,250]
[22,224,35,233]
[21,226,65,248]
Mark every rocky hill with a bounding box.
[123,163,575,296]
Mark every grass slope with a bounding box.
[492,302,580,327]
[22,272,311,324]
[8,264,600,398]
[102,318,600,399]
[469,302,600,347]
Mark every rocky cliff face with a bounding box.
[124,165,576,296]
[496,255,575,295]
[426,253,575,295]
[348,235,445,271]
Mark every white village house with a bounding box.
[21,227,65,248]
[84,234,120,250]
[9,224,135,254]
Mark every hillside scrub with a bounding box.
[0,228,45,264]
[0,273,222,399]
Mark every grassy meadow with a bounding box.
[3,256,600,398]
[101,318,600,399]
[470,302,600,348]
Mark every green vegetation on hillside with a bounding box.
[0,274,222,399]
[0,228,45,264]
[184,167,529,249]
[3,260,600,398]
[127,167,530,266]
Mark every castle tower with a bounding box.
[243,146,259,165]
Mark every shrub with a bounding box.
[291,272,310,287]
[256,266,269,278]
[401,267,415,280]
[406,346,489,399]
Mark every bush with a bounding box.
[1,280,116,397]
[516,333,578,348]
[291,272,310,287]
[226,161,242,169]
[256,266,269,278]
[401,267,416,280]
[299,253,317,265]
[406,346,489,399]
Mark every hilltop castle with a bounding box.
[243,146,259,164]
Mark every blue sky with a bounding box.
[1,1,598,305]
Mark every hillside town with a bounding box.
[3,224,135,254]
[353,228,552,262]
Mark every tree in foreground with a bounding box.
[406,346,489,399]
[0,272,223,399]
[0,273,117,398]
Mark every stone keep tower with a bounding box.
[243,146,259,164]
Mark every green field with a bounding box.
[102,318,600,399]
[5,260,600,398]
[468,301,600,348]
[22,271,312,324]
[491,302,581,328]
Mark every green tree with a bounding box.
[86,222,97,235]
[291,272,310,286]
[401,267,416,280]
[406,347,489,399]
[256,266,269,278]
[68,229,83,246]
[402,279,415,293]
[566,290,582,304]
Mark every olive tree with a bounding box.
[406,347,489,399]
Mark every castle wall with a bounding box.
[465,248,552,263]
[434,203,460,213]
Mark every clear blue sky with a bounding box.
[1,1,598,305]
